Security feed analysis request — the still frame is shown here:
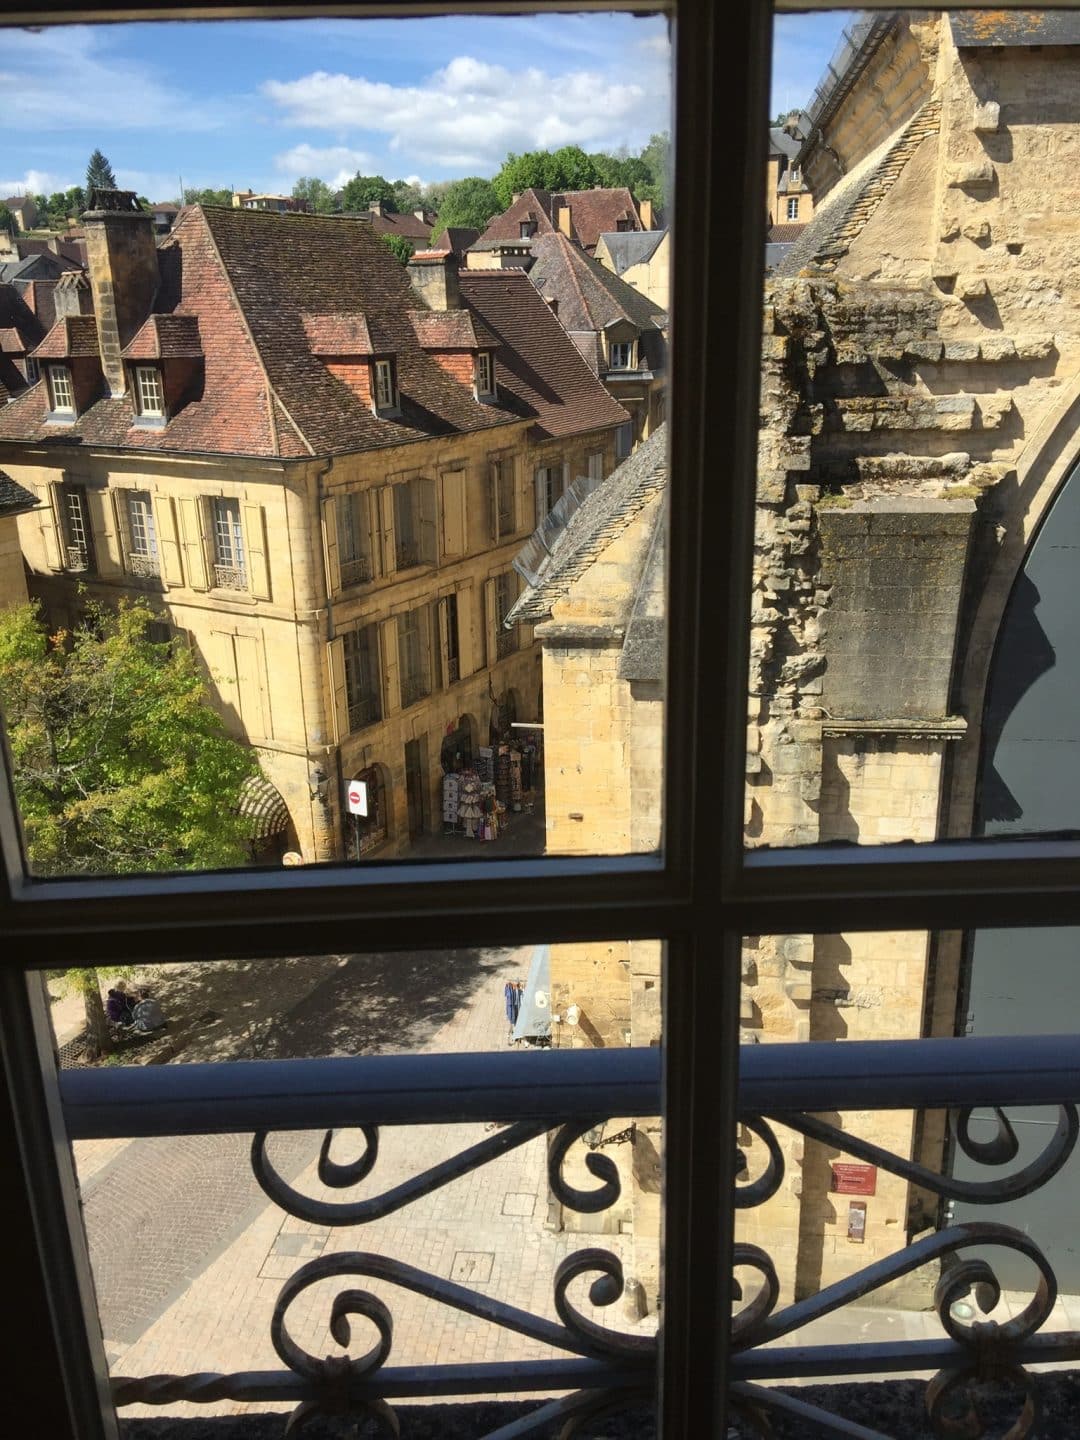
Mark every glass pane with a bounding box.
[0,10,670,876]
[733,926,1080,1433]
[44,938,662,1430]
[753,7,1080,850]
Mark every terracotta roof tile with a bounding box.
[302,312,375,356]
[32,315,100,359]
[474,189,557,247]
[527,232,667,338]
[459,270,629,441]
[121,314,203,359]
[552,188,643,251]
[0,468,39,517]
[0,328,24,355]
[407,309,498,352]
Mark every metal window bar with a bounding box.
[340,555,373,587]
[400,673,429,710]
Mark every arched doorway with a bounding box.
[953,454,1080,1287]
[345,763,390,859]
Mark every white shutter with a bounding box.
[489,464,500,543]
[377,486,396,576]
[153,495,184,588]
[457,581,475,678]
[484,577,498,668]
[322,496,341,596]
[85,487,122,578]
[178,496,208,591]
[441,470,466,557]
[242,503,271,600]
[38,483,63,571]
[438,597,452,689]
[534,467,547,527]
[327,636,348,744]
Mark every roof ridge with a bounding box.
[198,206,307,457]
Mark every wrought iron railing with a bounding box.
[396,540,420,570]
[213,563,248,591]
[340,555,373,588]
[128,553,160,579]
[66,544,90,572]
[447,656,460,684]
[57,1035,1080,1436]
[400,673,428,709]
[347,695,380,732]
[497,628,516,659]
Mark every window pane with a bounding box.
[753,8,1080,851]
[0,10,669,878]
[45,939,662,1428]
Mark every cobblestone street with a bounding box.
[65,943,644,1423]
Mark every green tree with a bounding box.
[291,176,337,213]
[46,187,85,225]
[429,176,501,240]
[0,204,16,239]
[85,148,117,199]
[339,173,397,212]
[53,965,136,1059]
[390,179,424,214]
[638,131,670,210]
[380,233,414,264]
[183,187,233,207]
[491,146,599,210]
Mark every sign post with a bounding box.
[346,779,369,862]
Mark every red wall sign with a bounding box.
[831,1162,877,1196]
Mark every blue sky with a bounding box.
[2,10,854,203]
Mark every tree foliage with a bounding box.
[0,598,259,877]
[390,179,424,214]
[491,146,599,210]
[380,233,414,265]
[85,148,117,198]
[340,173,397,212]
[291,176,337,214]
[183,187,233,207]
[44,187,86,227]
[0,204,16,238]
[429,177,501,240]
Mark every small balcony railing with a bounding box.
[400,673,428,709]
[446,656,460,684]
[213,563,248,591]
[66,544,90,572]
[347,695,380,732]
[396,541,420,570]
[128,553,160,579]
[496,628,516,660]
[340,555,373,588]
[57,1034,1080,1435]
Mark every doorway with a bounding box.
[404,736,428,841]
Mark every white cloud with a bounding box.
[262,52,669,175]
[273,143,375,185]
[0,170,73,198]
[0,26,227,132]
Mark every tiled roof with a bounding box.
[0,206,521,459]
[121,314,203,359]
[0,282,45,365]
[552,188,642,251]
[432,227,480,255]
[0,468,39,517]
[32,315,100,359]
[367,210,436,243]
[508,423,667,623]
[767,223,807,242]
[302,312,376,356]
[596,229,665,275]
[474,189,557,247]
[527,232,667,340]
[459,269,629,442]
[407,309,498,351]
[0,328,24,354]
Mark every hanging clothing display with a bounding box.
[504,980,523,1027]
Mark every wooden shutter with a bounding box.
[178,496,208,591]
[327,636,348,744]
[484,577,498,668]
[438,597,451,689]
[111,491,130,574]
[418,478,437,566]
[456,581,475,678]
[85,487,122,577]
[534,467,547,527]
[322,496,341,596]
[38,482,63,571]
[381,616,400,714]
[233,633,267,739]
[377,485,395,576]
[242,502,271,600]
[441,470,466,558]
[153,495,183,587]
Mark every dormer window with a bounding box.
[519,220,537,239]
[46,365,75,415]
[374,358,397,411]
[134,365,165,418]
[609,341,634,370]
[23,358,39,385]
[790,165,801,183]
[476,351,495,398]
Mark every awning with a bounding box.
[237,774,291,840]
[512,943,552,1042]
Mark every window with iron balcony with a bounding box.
[337,491,375,588]
[343,625,381,733]
[126,491,159,578]
[211,497,246,591]
[62,485,92,573]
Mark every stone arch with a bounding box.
[346,760,392,858]
[945,373,1080,837]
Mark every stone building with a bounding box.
[515,8,1080,1309]
[473,186,654,257]
[767,116,814,227]
[593,228,670,312]
[0,193,627,864]
[0,469,38,606]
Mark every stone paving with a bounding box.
[79,943,648,1425]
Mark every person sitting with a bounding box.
[131,989,166,1033]
[105,988,135,1028]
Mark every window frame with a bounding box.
[46,364,75,415]
[3,6,1068,1440]
[210,495,246,589]
[132,363,165,418]
[786,194,799,219]
[126,490,159,575]
[476,349,495,398]
[373,357,397,411]
[608,338,633,370]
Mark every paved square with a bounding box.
[450,1251,495,1284]
[502,1192,536,1217]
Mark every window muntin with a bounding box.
[47,365,74,413]
[134,365,164,417]
[397,606,432,709]
[127,492,159,576]
[476,350,495,397]
[211,497,246,589]
[343,624,381,732]
[786,196,799,220]
[374,358,396,410]
[63,486,91,572]
[609,340,633,370]
[338,491,375,586]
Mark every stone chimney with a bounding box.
[54,270,93,320]
[82,189,159,396]
[369,199,385,218]
[512,192,520,204]
[557,203,573,238]
[639,198,654,230]
[407,251,461,310]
